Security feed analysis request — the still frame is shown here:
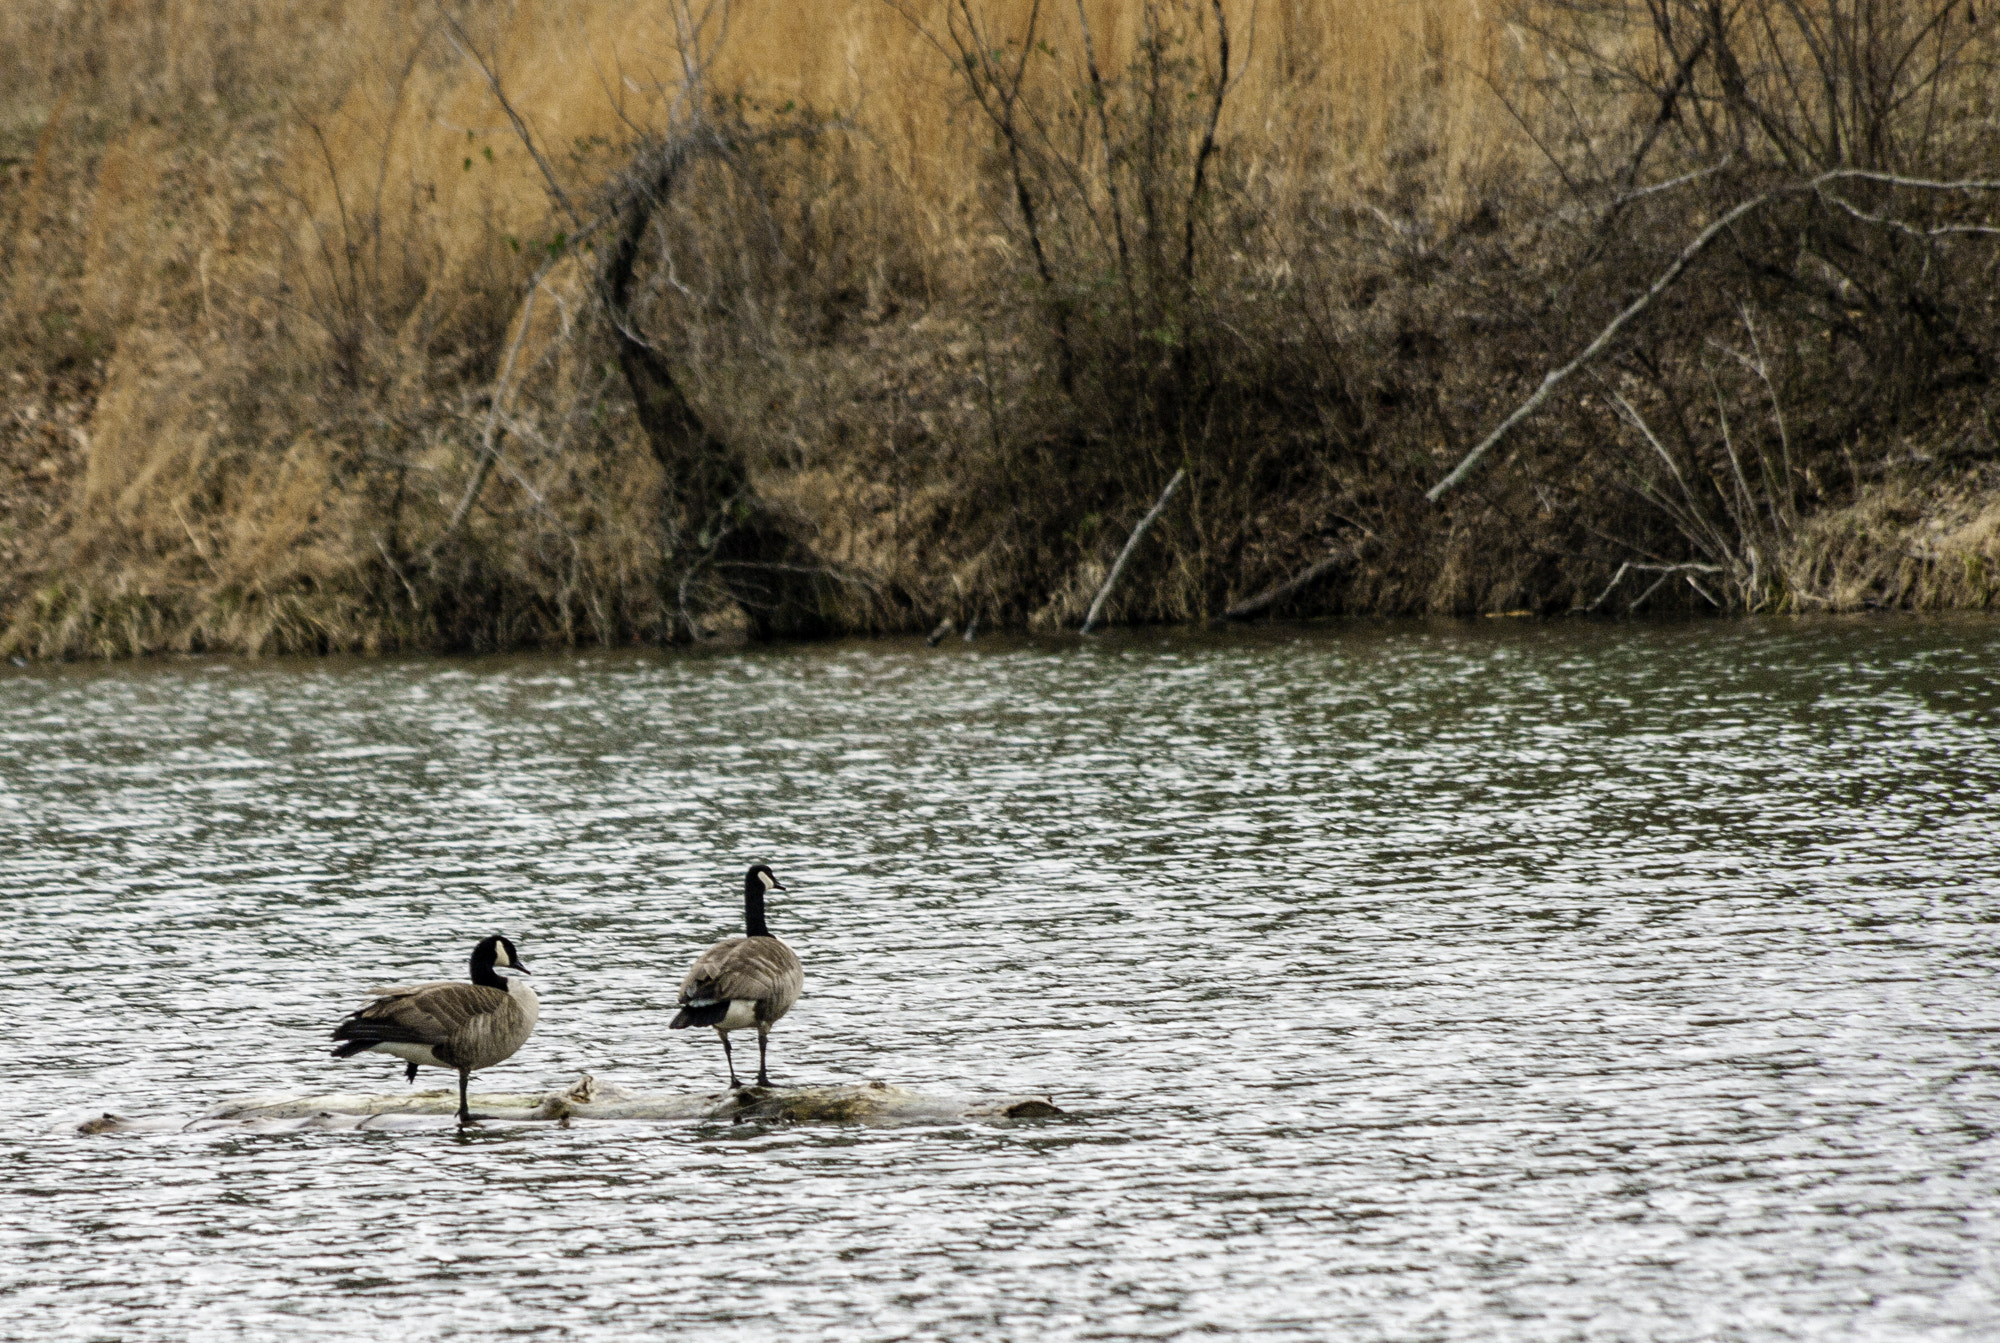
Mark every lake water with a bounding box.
[2,617,1997,1341]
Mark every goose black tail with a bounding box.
[670,1002,728,1029]
[330,1039,373,1058]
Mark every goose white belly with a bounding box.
[370,1042,448,1069]
[715,999,761,1032]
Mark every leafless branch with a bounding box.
[1081,467,1185,633]
[1587,560,1726,612]
[1428,169,2000,502]
[1222,531,1374,621]
[436,2,585,229]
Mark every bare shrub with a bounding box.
[1429,0,2000,611]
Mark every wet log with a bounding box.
[73,1075,1065,1134]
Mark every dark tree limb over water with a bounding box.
[443,8,844,640]
[594,124,850,639]
[1223,533,1375,621]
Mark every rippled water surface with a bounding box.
[4,618,1999,1341]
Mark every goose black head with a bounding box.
[741,865,786,938]
[470,934,530,989]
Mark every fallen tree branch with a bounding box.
[86,1076,1065,1131]
[1426,169,2000,503]
[1080,468,1186,634]
[1587,560,1726,612]
[1221,531,1373,621]
[1426,189,1781,502]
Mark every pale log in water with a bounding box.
[76,1075,1064,1132]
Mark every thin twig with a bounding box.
[1081,468,1186,634]
[1684,572,1723,608]
[436,2,584,229]
[424,281,540,560]
[1609,152,1733,212]
[1626,571,1675,612]
[171,501,224,582]
[1588,561,1632,612]
[376,536,420,608]
[1819,191,2000,237]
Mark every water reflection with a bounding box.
[2,616,1997,1340]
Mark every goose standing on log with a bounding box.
[670,864,803,1089]
[329,934,539,1126]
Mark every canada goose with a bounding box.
[329,934,539,1125]
[670,864,803,1089]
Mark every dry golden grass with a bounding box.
[269,0,1512,325]
[4,0,1521,654]
[1790,466,2000,610]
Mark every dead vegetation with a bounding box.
[1,0,1996,659]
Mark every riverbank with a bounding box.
[4,1,1997,658]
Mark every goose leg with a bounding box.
[456,1068,475,1126]
[405,1061,419,1084]
[719,1031,741,1089]
[756,1031,772,1088]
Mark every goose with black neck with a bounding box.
[670,864,804,1089]
[329,934,540,1126]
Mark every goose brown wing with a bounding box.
[333,981,512,1053]
[678,937,801,1004]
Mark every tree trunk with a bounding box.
[597,131,834,638]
